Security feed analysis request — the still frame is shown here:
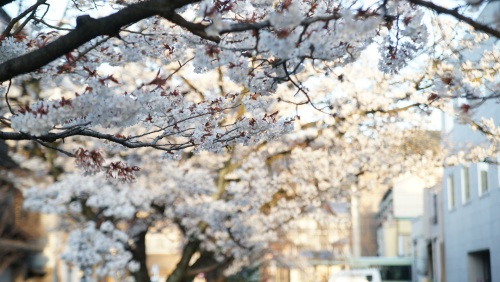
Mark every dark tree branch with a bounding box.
[162,11,220,42]
[2,0,47,37]
[0,0,14,8]
[0,0,200,83]
[30,138,75,157]
[0,128,194,151]
[128,230,151,282]
[166,239,201,282]
[408,0,500,39]
[4,79,13,114]
[219,13,342,35]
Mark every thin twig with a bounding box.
[34,17,73,31]
[4,80,13,114]
[31,138,76,157]
[2,0,47,36]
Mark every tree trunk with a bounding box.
[205,269,226,282]
[165,239,200,282]
[130,230,151,282]
[187,252,233,282]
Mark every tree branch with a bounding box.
[162,11,220,42]
[0,0,200,82]
[219,13,342,35]
[166,239,201,282]
[2,0,47,37]
[0,238,44,252]
[0,128,195,151]
[408,0,500,39]
[0,0,14,8]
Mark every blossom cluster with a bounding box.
[61,221,138,280]
[0,36,25,64]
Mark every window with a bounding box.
[480,170,489,194]
[431,193,438,224]
[478,163,489,196]
[462,166,470,203]
[447,175,455,210]
[398,235,411,257]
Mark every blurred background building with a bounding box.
[0,140,47,282]
[376,176,425,258]
[411,186,445,282]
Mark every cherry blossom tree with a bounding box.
[1,0,500,281]
[21,56,444,281]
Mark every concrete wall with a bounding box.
[442,164,500,282]
[393,176,425,218]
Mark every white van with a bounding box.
[328,268,382,282]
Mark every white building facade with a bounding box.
[441,123,500,282]
[442,159,500,282]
